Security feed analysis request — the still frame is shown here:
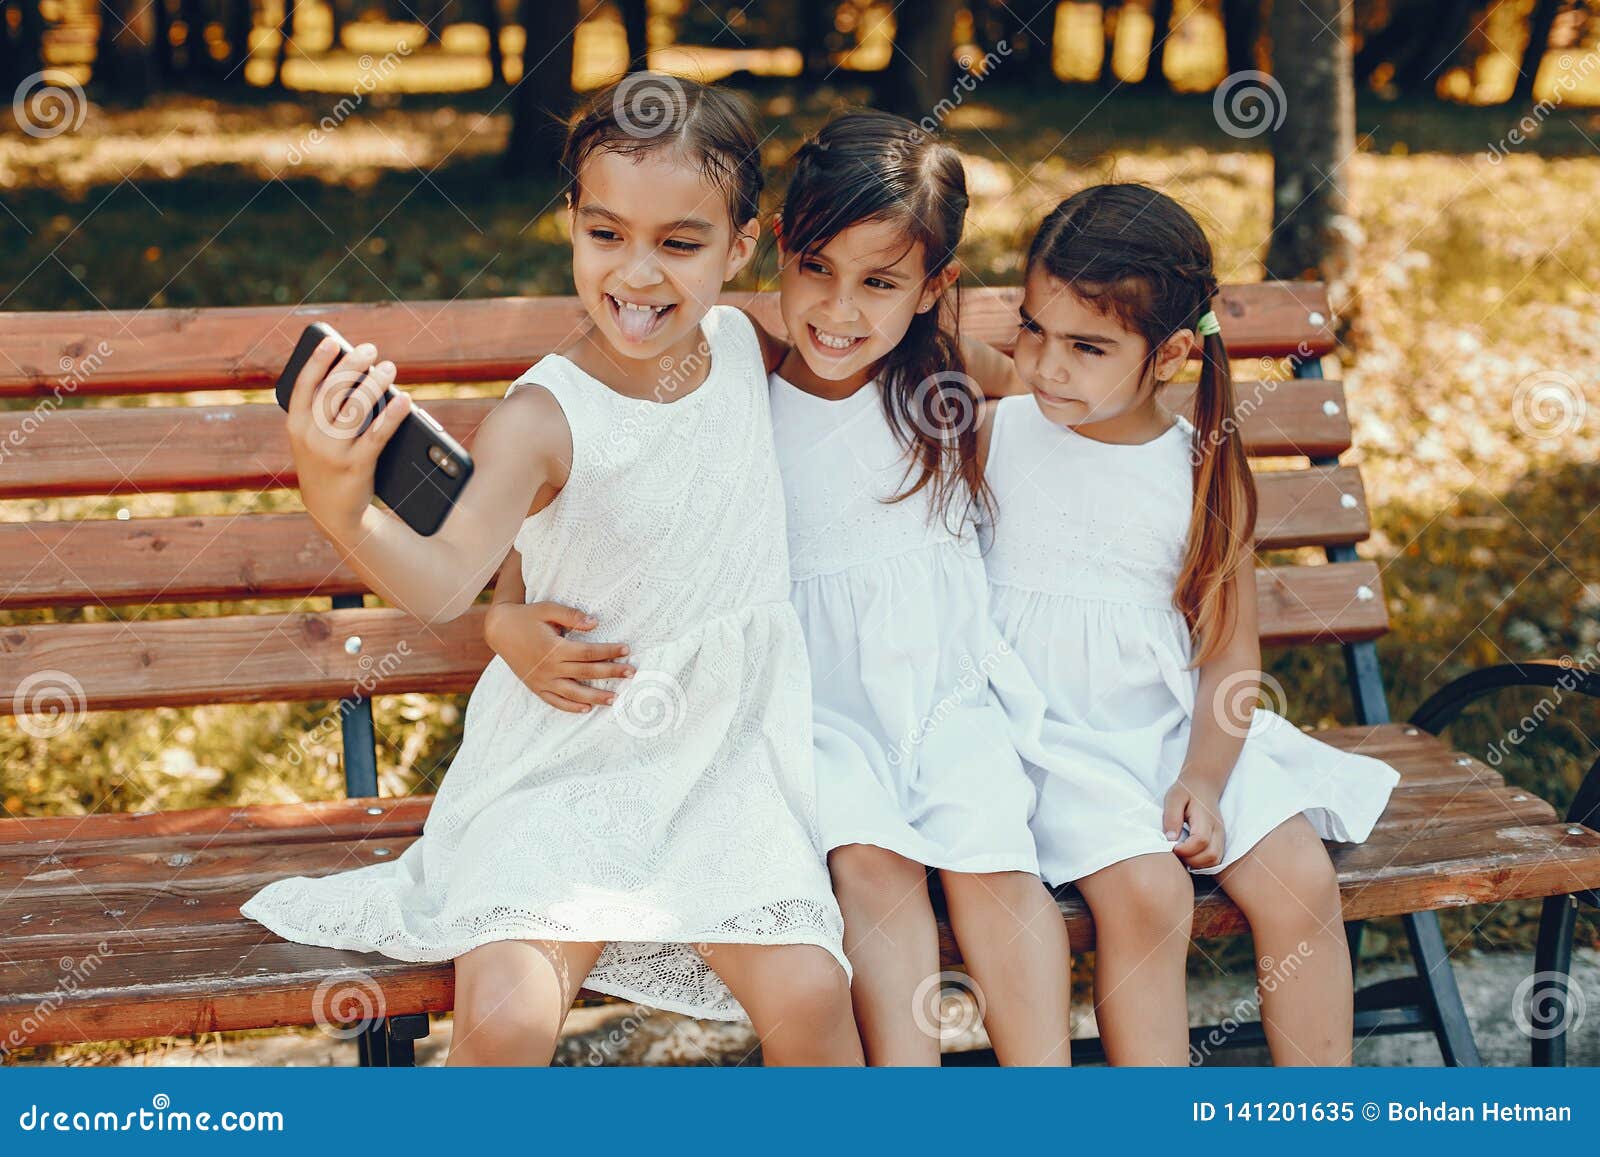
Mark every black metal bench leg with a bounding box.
[1402,910,1482,1066]
[1529,893,1577,1067]
[355,1013,429,1067]
[1344,920,1365,971]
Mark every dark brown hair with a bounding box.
[780,109,986,532]
[1026,184,1257,666]
[562,73,763,230]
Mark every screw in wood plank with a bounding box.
[165,852,194,867]
[373,848,391,856]
[344,636,363,655]
[1570,827,1585,836]
[1340,493,1358,509]
[1309,312,1326,326]
[1355,585,1375,601]
[1322,400,1341,416]
[366,806,383,815]
[1513,795,1527,801]
[1405,727,1420,735]
[1455,756,1472,765]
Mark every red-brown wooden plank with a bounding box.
[0,380,1352,500]
[0,465,1367,609]
[0,284,1334,399]
[0,563,1388,713]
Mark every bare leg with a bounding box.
[1075,852,1195,1066]
[939,869,1073,1065]
[1215,815,1352,1065]
[698,942,864,1065]
[447,939,604,1066]
[827,842,941,1065]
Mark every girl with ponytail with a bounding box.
[980,184,1399,1065]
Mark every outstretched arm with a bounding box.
[961,335,1030,398]
[285,336,570,624]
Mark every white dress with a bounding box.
[769,373,1040,875]
[242,307,848,1021]
[982,394,1399,886]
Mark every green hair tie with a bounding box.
[1195,310,1221,337]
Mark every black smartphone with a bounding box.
[275,322,475,537]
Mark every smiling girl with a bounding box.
[241,76,862,1067]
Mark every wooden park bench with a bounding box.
[2,283,1598,1067]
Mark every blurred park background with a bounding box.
[2,0,1598,1062]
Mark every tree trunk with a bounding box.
[619,0,648,71]
[1011,0,1059,84]
[1099,0,1122,86]
[880,0,958,118]
[13,0,46,84]
[95,0,161,101]
[327,0,342,49]
[503,0,576,178]
[1138,0,1175,88]
[1265,0,1354,288]
[180,0,217,79]
[797,0,832,80]
[271,0,293,87]
[1222,0,1260,75]
[222,0,252,79]
[1513,0,1564,104]
[480,0,505,85]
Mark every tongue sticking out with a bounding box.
[614,299,663,342]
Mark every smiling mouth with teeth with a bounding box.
[808,324,867,355]
[606,293,676,341]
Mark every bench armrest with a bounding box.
[1410,659,1600,843]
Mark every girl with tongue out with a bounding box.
[494,110,1074,1066]
[246,76,863,1067]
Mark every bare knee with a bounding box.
[760,944,853,1020]
[1226,824,1343,941]
[452,975,559,1061]
[829,843,927,904]
[1081,853,1195,941]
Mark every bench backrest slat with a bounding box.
[0,285,1334,399]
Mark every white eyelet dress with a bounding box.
[242,307,848,1021]
[982,395,1399,886]
[769,373,1040,875]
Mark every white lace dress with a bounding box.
[242,307,848,1020]
[769,373,1039,874]
[982,394,1399,886]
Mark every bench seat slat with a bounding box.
[0,563,1388,713]
[5,819,1598,1046]
[0,284,1334,399]
[0,382,1352,501]
[0,466,1370,609]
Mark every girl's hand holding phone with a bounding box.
[284,335,413,539]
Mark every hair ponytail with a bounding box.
[1176,324,1257,667]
